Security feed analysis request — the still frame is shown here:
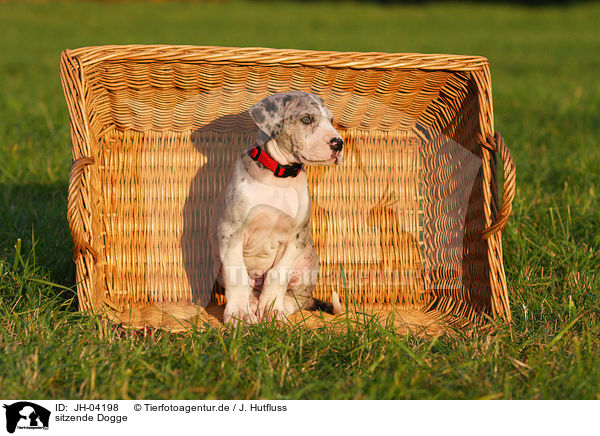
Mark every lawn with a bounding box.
[1,0,599,399]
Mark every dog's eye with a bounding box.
[300,116,312,125]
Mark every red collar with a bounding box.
[248,145,303,178]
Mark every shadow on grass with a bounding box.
[0,181,75,288]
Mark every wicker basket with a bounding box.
[60,45,515,333]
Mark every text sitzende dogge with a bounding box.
[50,402,287,426]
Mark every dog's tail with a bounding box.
[308,291,344,315]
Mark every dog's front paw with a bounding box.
[257,297,288,322]
[224,300,258,326]
[249,291,259,318]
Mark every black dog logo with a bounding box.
[3,402,50,433]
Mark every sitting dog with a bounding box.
[211,91,344,324]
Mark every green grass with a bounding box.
[1,0,600,399]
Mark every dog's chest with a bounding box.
[239,178,309,223]
[238,178,312,274]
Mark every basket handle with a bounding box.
[67,156,98,262]
[481,132,516,240]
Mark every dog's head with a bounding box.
[249,91,343,165]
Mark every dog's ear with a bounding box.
[249,93,289,140]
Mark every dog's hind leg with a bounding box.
[283,285,316,315]
[301,291,343,315]
[281,246,320,315]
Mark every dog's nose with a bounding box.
[329,137,344,151]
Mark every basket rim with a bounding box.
[63,44,490,72]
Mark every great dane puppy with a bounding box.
[212,91,344,324]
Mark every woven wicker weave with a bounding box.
[60,45,515,332]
